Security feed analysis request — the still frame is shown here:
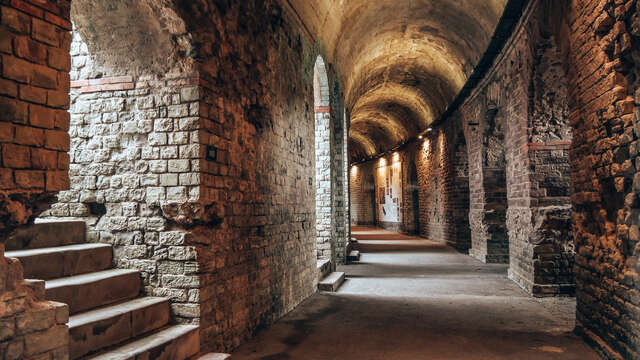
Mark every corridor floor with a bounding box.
[230,227,600,360]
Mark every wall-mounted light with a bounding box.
[427,128,433,132]
[418,135,424,139]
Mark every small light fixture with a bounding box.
[418,135,424,139]
[427,128,433,132]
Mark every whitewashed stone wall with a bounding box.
[42,29,201,323]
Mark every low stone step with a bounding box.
[316,258,331,282]
[6,221,86,251]
[6,243,113,280]
[85,325,199,360]
[196,354,231,360]
[347,250,360,262]
[46,269,141,315]
[318,272,345,292]
[69,297,170,359]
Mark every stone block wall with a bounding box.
[42,23,202,324]
[1,1,71,358]
[315,109,332,259]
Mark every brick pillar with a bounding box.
[1,1,72,358]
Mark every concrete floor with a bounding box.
[231,227,600,360]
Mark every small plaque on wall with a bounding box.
[206,146,218,161]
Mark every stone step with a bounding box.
[318,272,345,292]
[196,354,232,360]
[46,269,141,315]
[6,221,86,251]
[84,325,200,360]
[69,297,170,359]
[347,250,360,262]
[6,243,113,280]
[316,258,332,282]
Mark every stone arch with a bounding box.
[314,55,334,260]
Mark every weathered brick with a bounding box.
[0,96,29,123]
[15,170,44,188]
[31,147,57,169]
[18,84,47,104]
[0,122,15,142]
[29,104,55,128]
[45,170,69,191]
[14,125,44,146]
[0,78,18,98]
[43,129,69,151]
[2,143,30,168]
[32,18,59,46]
[47,47,70,71]
[14,36,47,64]
[1,5,31,34]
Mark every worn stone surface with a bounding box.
[565,0,640,358]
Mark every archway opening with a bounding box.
[314,56,333,260]
[451,132,471,250]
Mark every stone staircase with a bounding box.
[5,220,199,360]
[316,258,345,292]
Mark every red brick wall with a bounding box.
[178,0,327,352]
[0,0,71,234]
[1,1,71,359]
[566,0,640,357]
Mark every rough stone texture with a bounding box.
[314,57,333,260]
[565,0,640,358]
[42,22,202,327]
[0,247,70,360]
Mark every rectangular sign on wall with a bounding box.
[376,160,402,222]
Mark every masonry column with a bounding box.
[1,1,72,358]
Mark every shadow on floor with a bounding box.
[231,227,599,360]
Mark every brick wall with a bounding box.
[349,161,375,226]
[179,0,346,351]
[348,0,574,298]
[1,1,71,359]
[350,120,471,249]
[565,0,640,358]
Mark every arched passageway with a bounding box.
[0,0,635,359]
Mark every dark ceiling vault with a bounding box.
[286,0,509,161]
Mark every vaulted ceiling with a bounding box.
[286,0,508,161]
